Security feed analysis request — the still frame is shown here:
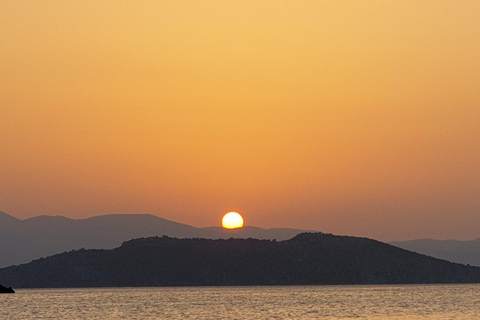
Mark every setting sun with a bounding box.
[222,212,244,229]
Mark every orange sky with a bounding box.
[1,1,480,241]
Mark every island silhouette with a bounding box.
[1,232,480,288]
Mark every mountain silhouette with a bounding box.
[391,238,480,267]
[0,211,308,268]
[1,232,479,288]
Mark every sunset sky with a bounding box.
[1,1,480,241]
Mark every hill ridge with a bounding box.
[0,211,309,268]
[2,232,479,288]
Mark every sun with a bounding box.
[222,212,244,229]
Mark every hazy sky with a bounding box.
[1,1,480,241]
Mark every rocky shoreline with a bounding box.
[0,284,14,293]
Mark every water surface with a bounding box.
[2,284,480,319]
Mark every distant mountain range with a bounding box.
[3,210,480,270]
[2,233,480,288]
[390,238,480,267]
[0,211,309,268]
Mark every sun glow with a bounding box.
[222,212,244,229]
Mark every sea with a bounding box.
[2,284,480,319]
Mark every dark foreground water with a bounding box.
[2,284,480,319]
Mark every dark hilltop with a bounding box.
[1,232,480,288]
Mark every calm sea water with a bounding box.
[2,284,480,319]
